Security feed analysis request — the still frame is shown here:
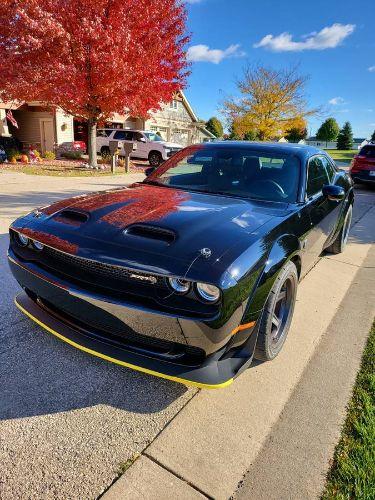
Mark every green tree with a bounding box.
[206,117,224,138]
[370,130,375,142]
[337,122,354,150]
[316,118,340,143]
[285,126,307,143]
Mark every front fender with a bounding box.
[241,234,301,323]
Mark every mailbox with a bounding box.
[123,142,134,156]
[109,140,123,155]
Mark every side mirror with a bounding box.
[139,137,146,143]
[145,167,156,177]
[322,184,345,202]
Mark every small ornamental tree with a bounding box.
[285,122,308,143]
[316,118,340,144]
[337,122,354,150]
[206,117,224,138]
[0,0,189,168]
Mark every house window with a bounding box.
[169,100,178,110]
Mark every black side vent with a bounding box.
[125,224,176,244]
[54,210,89,225]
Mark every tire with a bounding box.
[326,204,353,255]
[148,151,163,167]
[100,146,110,157]
[254,261,298,361]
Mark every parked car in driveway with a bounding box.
[96,128,183,166]
[8,143,354,388]
[350,143,375,184]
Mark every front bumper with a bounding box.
[9,252,258,388]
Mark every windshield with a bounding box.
[144,132,164,142]
[144,145,301,203]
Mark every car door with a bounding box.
[132,132,149,159]
[303,155,340,269]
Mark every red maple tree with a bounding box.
[0,0,189,167]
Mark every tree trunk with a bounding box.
[87,118,98,168]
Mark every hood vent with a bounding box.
[54,209,89,225]
[125,224,176,244]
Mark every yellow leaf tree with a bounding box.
[223,66,318,141]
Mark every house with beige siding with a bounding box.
[0,92,214,153]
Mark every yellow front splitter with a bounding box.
[15,293,234,390]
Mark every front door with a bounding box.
[303,155,340,272]
[40,119,55,153]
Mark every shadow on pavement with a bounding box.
[0,232,188,421]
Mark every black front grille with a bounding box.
[42,246,165,291]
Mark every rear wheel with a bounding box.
[148,151,163,167]
[254,261,298,361]
[326,204,352,255]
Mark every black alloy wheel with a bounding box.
[255,261,298,361]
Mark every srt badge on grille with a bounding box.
[129,273,157,284]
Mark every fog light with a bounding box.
[195,282,220,302]
[168,277,191,294]
[33,240,44,251]
[17,233,29,246]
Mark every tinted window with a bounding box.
[307,157,330,197]
[321,156,336,182]
[145,145,301,203]
[113,130,126,140]
[360,145,375,158]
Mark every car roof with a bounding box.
[203,141,324,160]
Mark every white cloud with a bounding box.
[254,23,355,52]
[186,44,245,64]
[329,97,346,105]
[368,66,375,72]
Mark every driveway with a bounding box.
[0,171,374,499]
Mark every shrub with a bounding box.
[61,151,83,160]
[5,148,21,161]
[43,150,56,160]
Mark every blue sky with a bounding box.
[183,0,375,138]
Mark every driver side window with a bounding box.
[306,156,330,198]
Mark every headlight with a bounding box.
[32,240,44,251]
[17,233,29,246]
[168,277,191,294]
[195,283,221,302]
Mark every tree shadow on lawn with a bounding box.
[0,231,190,421]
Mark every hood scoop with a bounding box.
[54,209,89,226]
[124,224,176,244]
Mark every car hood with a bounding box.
[15,184,287,281]
[160,141,183,149]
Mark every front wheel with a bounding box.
[148,151,163,167]
[254,261,298,361]
[326,204,353,255]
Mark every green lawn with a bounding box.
[322,321,375,500]
[324,150,357,163]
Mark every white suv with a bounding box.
[96,129,183,166]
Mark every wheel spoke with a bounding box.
[272,313,280,329]
[276,289,286,303]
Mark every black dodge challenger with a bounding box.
[8,142,354,388]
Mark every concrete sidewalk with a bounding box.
[102,204,375,500]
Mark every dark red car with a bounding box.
[350,144,375,184]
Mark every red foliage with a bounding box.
[0,0,189,121]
